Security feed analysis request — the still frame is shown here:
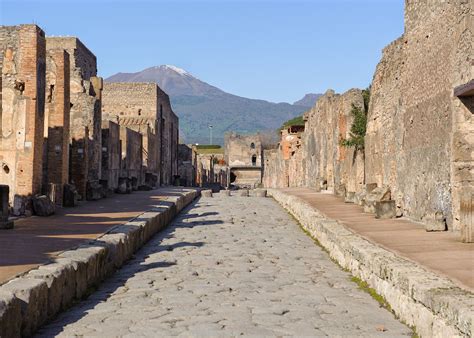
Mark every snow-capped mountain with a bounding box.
[106,65,309,144]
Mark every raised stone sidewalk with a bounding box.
[269,188,473,338]
[0,188,199,337]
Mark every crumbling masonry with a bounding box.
[263,1,473,241]
[101,82,179,188]
[0,24,181,218]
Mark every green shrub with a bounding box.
[340,87,370,151]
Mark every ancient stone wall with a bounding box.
[0,25,46,214]
[302,89,365,193]
[157,86,178,185]
[177,144,195,187]
[43,48,70,205]
[46,37,102,200]
[101,121,121,191]
[366,0,473,231]
[224,133,262,167]
[263,89,365,195]
[119,126,143,189]
[102,82,179,186]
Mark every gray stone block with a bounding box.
[2,278,48,337]
[237,189,249,197]
[375,200,396,219]
[254,189,267,197]
[345,191,355,203]
[201,190,213,197]
[0,289,22,338]
[32,195,55,216]
[425,212,447,232]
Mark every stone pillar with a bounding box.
[44,48,70,205]
[460,190,473,243]
[0,185,14,229]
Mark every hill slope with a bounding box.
[106,65,310,144]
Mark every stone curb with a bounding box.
[268,189,473,338]
[0,189,199,338]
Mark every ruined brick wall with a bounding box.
[366,0,473,230]
[263,89,365,192]
[262,149,288,188]
[157,86,178,185]
[102,82,178,186]
[224,133,262,167]
[119,126,143,187]
[0,25,46,213]
[301,89,365,193]
[177,144,195,186]
[43,48,70,204]
[102,82,158,178]
[101,120,121,190]
[46,37,102,199]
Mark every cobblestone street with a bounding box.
[37,194,411,337]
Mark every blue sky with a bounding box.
[1,0,404,103]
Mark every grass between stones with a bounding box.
[279,204,419,338]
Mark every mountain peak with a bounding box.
[293,93,322,107]
[159,65,191,77]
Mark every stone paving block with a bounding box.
[201,190,213,197]
[268,188,473,337]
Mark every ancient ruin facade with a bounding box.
[225,133,262,188]
[102,82,179,186]
[101,120,121,192]
[263,89,365,195]
[264,1,473,240]
[43,48,70,205]
[365,0,473,235]
[0,25,46,214]
[46,37,103,200]
[177,144,195,187]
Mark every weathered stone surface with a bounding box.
[345,191,355,203]
[201,190,213,197]
[102,83,179,186]
[365,1,473,233]
[220,189,231,196]
[254,189,267,197]
[269,189,473,337]
[116,177,131,194]
[424,212,447,232]
[263,89,365,197]
[225,133,262,189]
[32,195,55,216]
[237,189,249,197]
[0,25,46,214]
[86,180,102,201]
[62,184,78,207]
[38,193,411,337]
[46,37,103,201]
[0,185,13,229]
[0,189,199,337]
[2,278,48,336]
[460,189,473,243]
[0,290,21,338]
[364,186,391,214]
[375,200,396,219]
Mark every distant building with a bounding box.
[224,133,262,189]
